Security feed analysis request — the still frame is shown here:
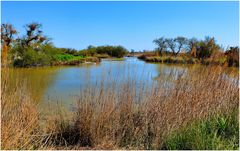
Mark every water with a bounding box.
[4,57,236,106]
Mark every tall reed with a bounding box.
[1,65,239,149]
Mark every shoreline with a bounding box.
[137,55,238,67]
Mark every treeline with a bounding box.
[53,45,128,58]
[1,23,128,67]
[1,23,82,67]
[149,36,239,67]
[78,45,128,58]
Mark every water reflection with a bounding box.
[3,57,238,106]
[2,67,59,102]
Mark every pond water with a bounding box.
[3,57,237,106]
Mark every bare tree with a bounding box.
[153,37,166,56]
[1,24,18,66]
[165,37,187,57]
[1,24,17,46]
[174,36,187,56]
[165,38,176,56]
[22,22,47,46]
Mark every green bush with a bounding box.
[53,54,84,62]
[10,43,86,67]
[196,37,220,59]
[161,110,239,150]
[97,45,128,58]
[13,46,51,67]
[78,45,128,58]
[78,47,97,57]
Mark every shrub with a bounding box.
[78,47,97,57]
[78,45,128,58]
[96,45,128,58]
[225,47,239,67]
[196,37,220,59]
[162,110,239,150]
[13,46,51,67]
[53,54,83,62]
[9,43,85,67]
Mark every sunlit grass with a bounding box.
[1,65,239,149]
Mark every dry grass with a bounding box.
[144,56,200,64]
[1,66,239,149]
[1,69,46,149]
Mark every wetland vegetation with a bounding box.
[137,36,239,67]
[1,3,239,150]
[1,63,238,149]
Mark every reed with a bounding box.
[1,66,239,149]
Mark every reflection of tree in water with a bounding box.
[154,64,238,91]
[2,67,59,103]
[153,64,203,89]
[154,64,188,80]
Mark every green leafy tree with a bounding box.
[96,45,128,57]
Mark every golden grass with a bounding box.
[1,65,239,149]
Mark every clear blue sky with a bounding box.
[1,1,239,51]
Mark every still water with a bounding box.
[5,57,236,106]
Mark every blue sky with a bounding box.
[1,1,239,51]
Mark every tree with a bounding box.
[196,36,220,59]
[153,37,166,56]
[187,37,198,57]
[130,49,135,56]
[22,23,47,47]
[94,45,128,58]
[1,24,17,46]
[225,46,239,67]
[174,36,187,56]
[1,24,17,66]
[165,38,176,56]
[87,45,95,49]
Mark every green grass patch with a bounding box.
[103,58,125,61]
[161,110,239,150]
[53,54,84,62]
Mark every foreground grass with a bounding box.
[162,110,239,150]
[1,66,239,149]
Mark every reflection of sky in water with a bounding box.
[7,58,238,108]
[45,58,155,102]
[44,58,188,105]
